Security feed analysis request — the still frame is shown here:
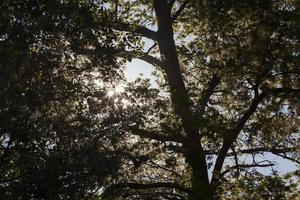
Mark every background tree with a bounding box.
[0,0,127,198]
[1,0,299,199]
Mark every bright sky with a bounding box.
[125,59,298,175]
[125,59,155,83]
[123,31,298,176]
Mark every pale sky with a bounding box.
[125,59,297,175]
[125,59,157,86]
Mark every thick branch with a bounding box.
[211,87,300,183]
[234,93,267,133]
[211,91,267,183]
[196,75,220,122]
[115,50,163,67]
[231,87,300,139]
[139,54,164,68]
[103,182,191,197]
[113,22,158,40]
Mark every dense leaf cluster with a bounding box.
[0,0,299,199]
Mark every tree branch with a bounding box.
[235,147,297,155]
[139,54,164,68]
[113,22,158,40]
[204,147,297,157]
[103,182,191,197]
[231,146,240,178]
[129,126,185,143]
[115,50,163,67]
[210,86,300,184]
[196,75,220,122]
[171,0,191,22]
[114,0,118,21]
[234,92,267,134]
[221,163,275,176]
[146,43,157,54]
[272,152,300,165]
[211,91,267,183]
[270,88,300,96]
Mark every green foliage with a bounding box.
[0,0,125,199]
[1,0,299,199]
[221,171,300,200]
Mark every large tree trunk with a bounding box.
[153,1,213,199]
[153,0,195,135]
[189,187,214,200]
[185,141,215,200]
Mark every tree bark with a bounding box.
[154,0,195,136]
[185,141,214,200]
[153,1,212,199]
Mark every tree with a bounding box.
[101,0,300,199]
[1,0,299,199]
[0,0,124,198]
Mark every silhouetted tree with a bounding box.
[1,0,299,199]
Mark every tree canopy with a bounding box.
[1,0,299,199]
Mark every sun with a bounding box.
[115,84,125,93]
[107,90,115,97]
